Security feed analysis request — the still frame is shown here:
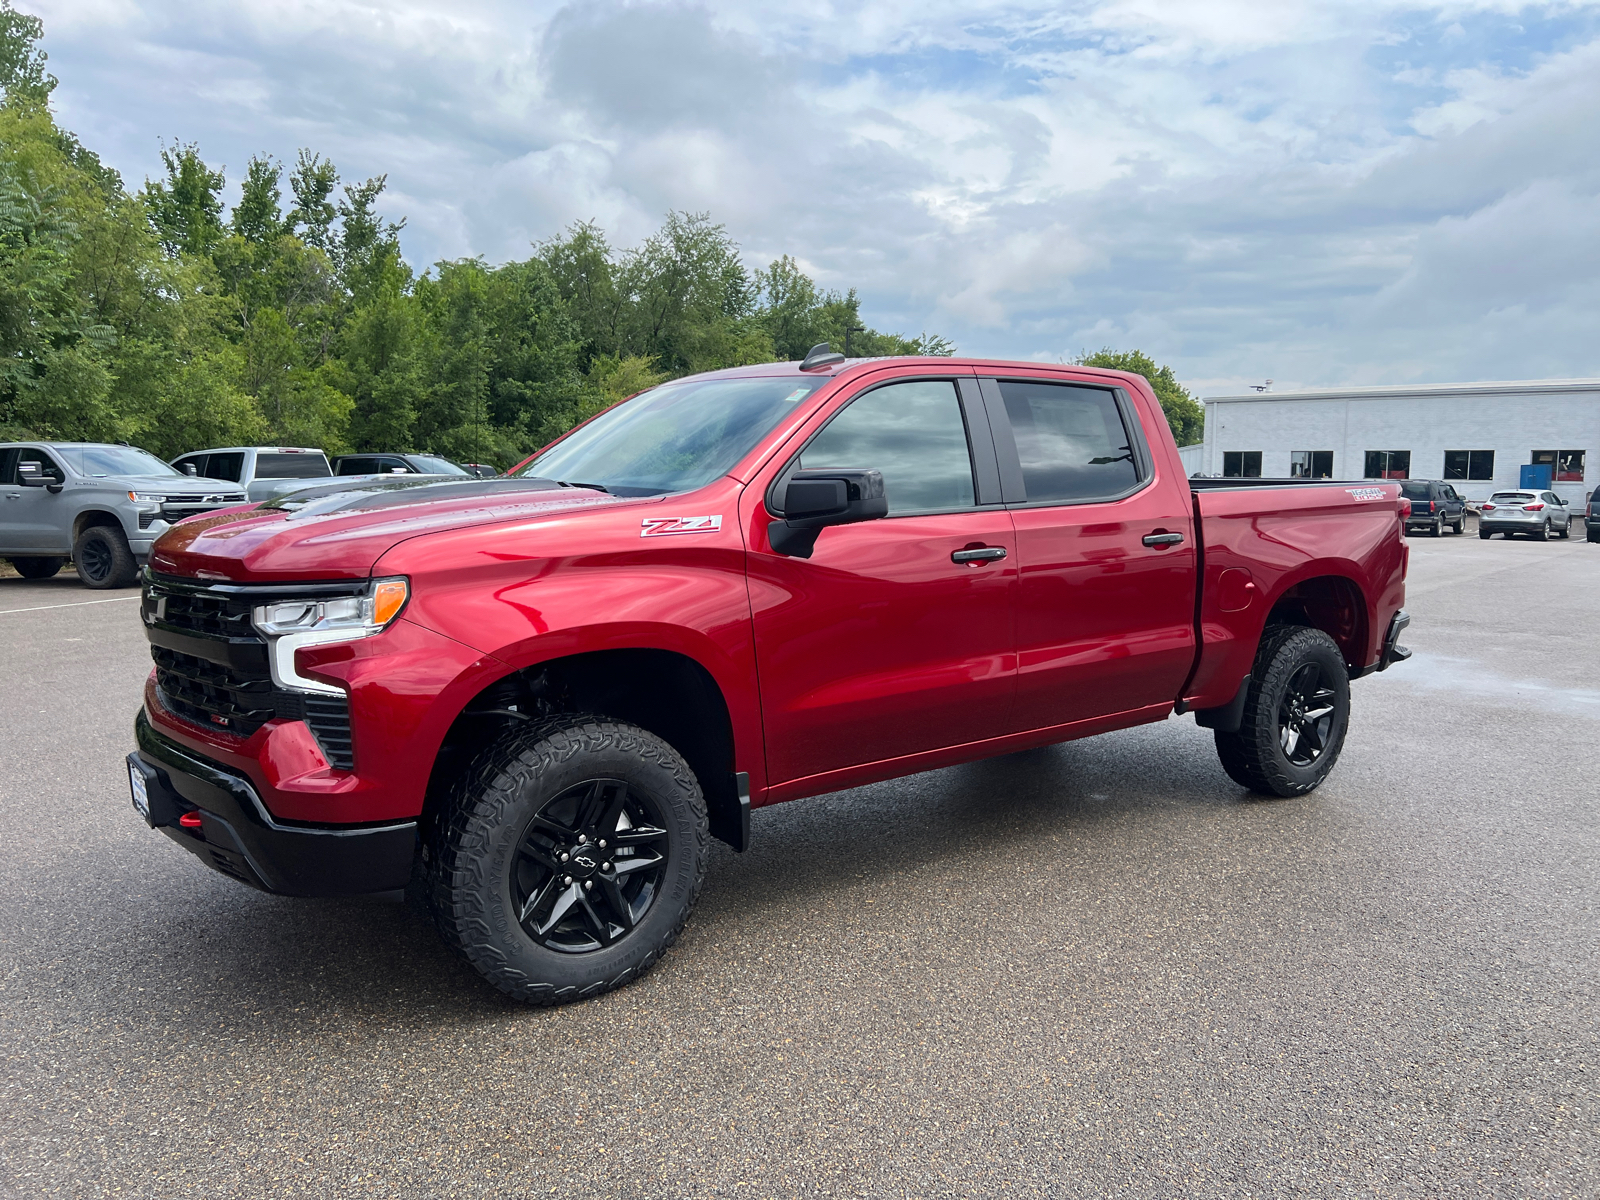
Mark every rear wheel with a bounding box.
[1214,626,1351,798]
[1536,520,1550,542]
[1453,515,1465,534]
[7,556,65,579]
[72,526,138,589]
[429,714,708,1005]
[1431,517,1442,536]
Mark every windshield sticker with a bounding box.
[642,515,723,537]
[1345,487,1385,501]
[783,388,811,403]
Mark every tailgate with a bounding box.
[1183,482,1407,708]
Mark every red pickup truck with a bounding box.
[127,352,1411,1004]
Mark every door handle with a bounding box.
[1142,532,1185,548]
[951,546,1007,564]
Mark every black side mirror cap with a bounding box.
[769,468,888,558]
[183,462,198,476]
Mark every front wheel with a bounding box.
[73,525,138,588]
[7,556,66,579]
[1214,626,1351,798]
[1431,517,1443,536]
[429,714,708,1005]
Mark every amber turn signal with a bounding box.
[372,578,409,626]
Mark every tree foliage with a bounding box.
[0,1,953,465]
[1074,347,1204,445]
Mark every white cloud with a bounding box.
[27,0,1600,386]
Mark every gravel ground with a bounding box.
[1,529,1596,1199]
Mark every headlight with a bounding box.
[250,578,409,694]
[129,492,167,503]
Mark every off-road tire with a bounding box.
[72,525,138,589]
[428,714,708,1005]
[1214,625,1351,798]
[8,556,65,579]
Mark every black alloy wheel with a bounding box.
[1276,662,1338,767]
[72,525,137,589]
[429,713,708,1004]
[511,778,669,953]
[1213,625,1351,798]
[7,556,65,580]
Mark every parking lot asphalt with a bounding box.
[1,528,1596,1199]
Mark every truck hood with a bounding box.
[92,473,244,494]
[148,477,640,581]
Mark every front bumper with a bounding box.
[129,709,416,897]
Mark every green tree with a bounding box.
[231,155,285,245]
[0,0,52,106]
[286,149,338,251]
[1075,347,1203,445]
[142,142,225,258]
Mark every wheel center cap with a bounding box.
[566,843,602,879]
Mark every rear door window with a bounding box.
[337,457,376,476]
[996,381,1142,503]
[205,452,243,482]
[797,379,976,515]
[255,452,333,479]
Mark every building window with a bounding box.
[1533,449,1586,482]
[1223,451,1262,478]
[1364,450,1410,479]
[1443,450,1495,481]
[1290,450,1333,478]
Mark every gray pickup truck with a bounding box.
[169,446,336,502]
[1,442,247,588]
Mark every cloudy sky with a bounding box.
[29,0,1600,393]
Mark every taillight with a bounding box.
[1398,499,1411,519]
[1423,500,1434,513]
[1481,503,1495,511]
[1525,503,1545,511]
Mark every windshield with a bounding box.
[514,376,827,495]
[54,445,179,477]
[409,455,470,475]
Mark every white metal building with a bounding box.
[1190,378,1600,504]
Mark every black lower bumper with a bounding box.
[129,710,416,897]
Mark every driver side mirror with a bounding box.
[17,461,57,491]
[768,468,888,558]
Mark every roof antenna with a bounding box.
[799,343,845,371]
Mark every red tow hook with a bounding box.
[178,811,204,829]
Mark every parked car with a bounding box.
[1,442,245,588]
[330,453,470,477]
[1587,486,1600,543]
[1478,490,1572,539]
[1399,480,1467,536]
[127,353,1411,1005]
[170,446,334,502]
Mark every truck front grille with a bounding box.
[144,573,361,771]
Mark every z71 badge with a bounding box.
[641,515,723,537]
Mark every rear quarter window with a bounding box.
[255,452,333,479]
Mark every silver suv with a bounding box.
[1478,490,1573,540]
[0,442,247,588]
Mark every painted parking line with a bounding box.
[0,595,142,615]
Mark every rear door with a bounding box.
[981,375,1198,730]
[748,370,1017,786]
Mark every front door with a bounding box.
[2,447,69,552]
[981,376,1198,729]
[748,373,1017,787]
